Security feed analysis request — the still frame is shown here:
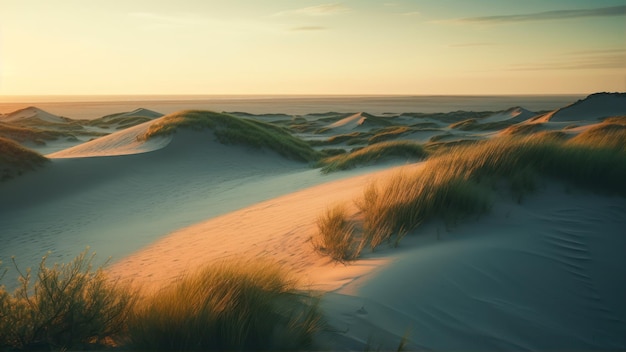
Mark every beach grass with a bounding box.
[317,131,626,258]
[128,259,322,351]
[567,122,626,152]
[0,254,322,351]
[318,141,428,173]
[0,250,135,350]
[313,204,362,262]
[141,110,320,162]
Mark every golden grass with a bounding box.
[1,254,322,351]
[313,204,363,262]
[316,131,626,258]
[128,259,322,351]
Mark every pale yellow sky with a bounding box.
[1,0,625,95]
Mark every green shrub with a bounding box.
[0,250,135,350]
[128,259,322,351]
[318,141,428,173]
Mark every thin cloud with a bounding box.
[128,12,205,28]
[441,5,626,25]
[509,52,626,71]
[290,26,327,32]
[274,3,350,17]
[401,11,421,16]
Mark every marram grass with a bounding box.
[316,132,626,259]
[128,258,322,351]
[313,203,363,262]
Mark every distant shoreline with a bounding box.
[0,94,586,119]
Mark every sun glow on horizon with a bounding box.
[1,0,625,96]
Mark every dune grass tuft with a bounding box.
[318,141,428,173]
[313,204,363,262]
[0,250,136,350]
[141,110,320,162]
[128,259,322,351]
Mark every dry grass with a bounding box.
[567,122,626,152]
[128,259,322,351]
[0,137,48,181]
[313,204,363,262]
[316,131,626,259]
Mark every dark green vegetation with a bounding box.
[0,137,48,181]
[0,253,322,351]
[141,110,320,162]
[0,123,65,145]
[315,130,626,259]
[0,250,135,350]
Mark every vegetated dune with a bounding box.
[538,92,626,123]
[0,137,48,181]
[0,110,373,291]
[100,108,163,120]
[321,112,392,134]
[1,106,68,124]
[48,118,173,158]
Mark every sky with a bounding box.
[0,0,625,96]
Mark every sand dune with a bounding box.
[48,118,171,158]
[1,94,625,350]
[544,92,626,123]
[0,126,385,291]
[322,186,626,350]
[1,106,68,124]
[480,106,536,124]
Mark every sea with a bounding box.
[0,94,585,119]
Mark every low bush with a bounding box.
[0,250,135,350]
